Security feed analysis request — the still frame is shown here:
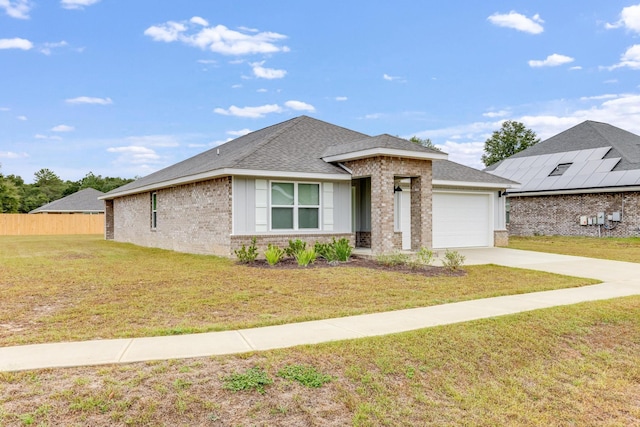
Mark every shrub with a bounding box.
[442,249,466,271]
[285,239,307,258]
[414,247,435,266]
[314,241,338,262]
[264,244,285,266]
[376,251,410,266]
[295,248,317,267]
[234,237,258,263]
[333,237,352,262]
[223,367,273,394]
[277,364,333,388]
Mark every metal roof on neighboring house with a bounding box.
[103,115,515,199]
[30,188,105,213]
[486,120,640,194]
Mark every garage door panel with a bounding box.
[433,193,492,248]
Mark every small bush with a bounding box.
[277,364,333,388]
[264,244,285,266]
[234,237,258,263]
[223,367,273,394]
[413,247,435,266]
[285,239,307,258]
[376,251,410,266]
[442,249,465,271]
[333,237,352,262]
[295,248,317,267]
[314,242,338,262]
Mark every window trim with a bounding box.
[151,192,157,230]
[269,181,321,231]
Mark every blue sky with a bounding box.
[2,1,640,183]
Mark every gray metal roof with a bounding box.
[30,188,105,213]
[486,121,640,194]
[105,115,514,198]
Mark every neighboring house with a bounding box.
[100,116,517,255]
[30,188,105,214]
[486,120,640,237]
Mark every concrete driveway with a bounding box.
[1,248,639,372]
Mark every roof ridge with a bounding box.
[228,116,305,168]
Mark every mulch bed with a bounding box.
[242,256,466,277]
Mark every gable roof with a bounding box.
[103,115,514,199]
[486,121,640,194]
[30,188,105,213]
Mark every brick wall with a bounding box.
[104,199,114,240]
[345,156,432,253]
[230,233,354,258]
[112,177,233,255]
[508,192,640,237]
[493,230,509,246]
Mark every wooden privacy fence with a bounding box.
[0,214,104,236]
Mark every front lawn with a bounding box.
[1,297,638,425]
[0,235,599,347]
[509,235,640,263]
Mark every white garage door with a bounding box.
[433,192,492,248]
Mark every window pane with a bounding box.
[271,183,294,205]
[272,207,294,229]
[298,184,319,205]
[299,208,319,229]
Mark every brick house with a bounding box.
[101,116,517,255]
[486,120,640,237]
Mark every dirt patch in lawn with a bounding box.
[245,255,466,277]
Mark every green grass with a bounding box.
[0,235,599,346]
[1,297,638,425]
[509,235,640,263]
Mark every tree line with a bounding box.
[0,167,134,213]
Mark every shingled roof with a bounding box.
[104,115,514,199]
[30,188,105,213]
[486,121,640,194]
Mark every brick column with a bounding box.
[104,199,114,240]
[370,158,395,253]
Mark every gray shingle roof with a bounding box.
[486,121,640,193]
[30,188,105,213]
[322,134,444,158]
[434,160,518,186]
[105,115,515,198]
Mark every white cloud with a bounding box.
[214,104,282,118]
[569,66,582,71]
[65,96,113,105]
[528,53,574,67]
[16,115,26,121]
[383,73,399,81]
[0,151,29,159]
[364,113,384,119]
[125,135,180,147]
[34,134,62,141]
[0,107,9,111]
[197,59,217,64]
[580,94,617,101]
[606,4,640,33]
[284,100,315,112]
[51,124,74,132]
[335,96,348,101]
[231,84,242,89]
[190,16,208,26]
[608,44,640,70]
[488,11,544,34]
[227,128,251,136]
[238,26,259,33]
[145,18,290,56]
[0,37,33,50]
[250,61,287,79]
[60,0,101,10]
[257,88,268,93]
[107,146,161,165]
[39,40,68,55]
[482,110,509,118]
[0,0,31,19]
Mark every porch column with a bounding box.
[410,168,432,250]
[370,158,395,253]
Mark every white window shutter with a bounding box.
[255,179,268,232]
[323,182,334,231]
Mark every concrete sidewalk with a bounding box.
[1,248,639,372]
